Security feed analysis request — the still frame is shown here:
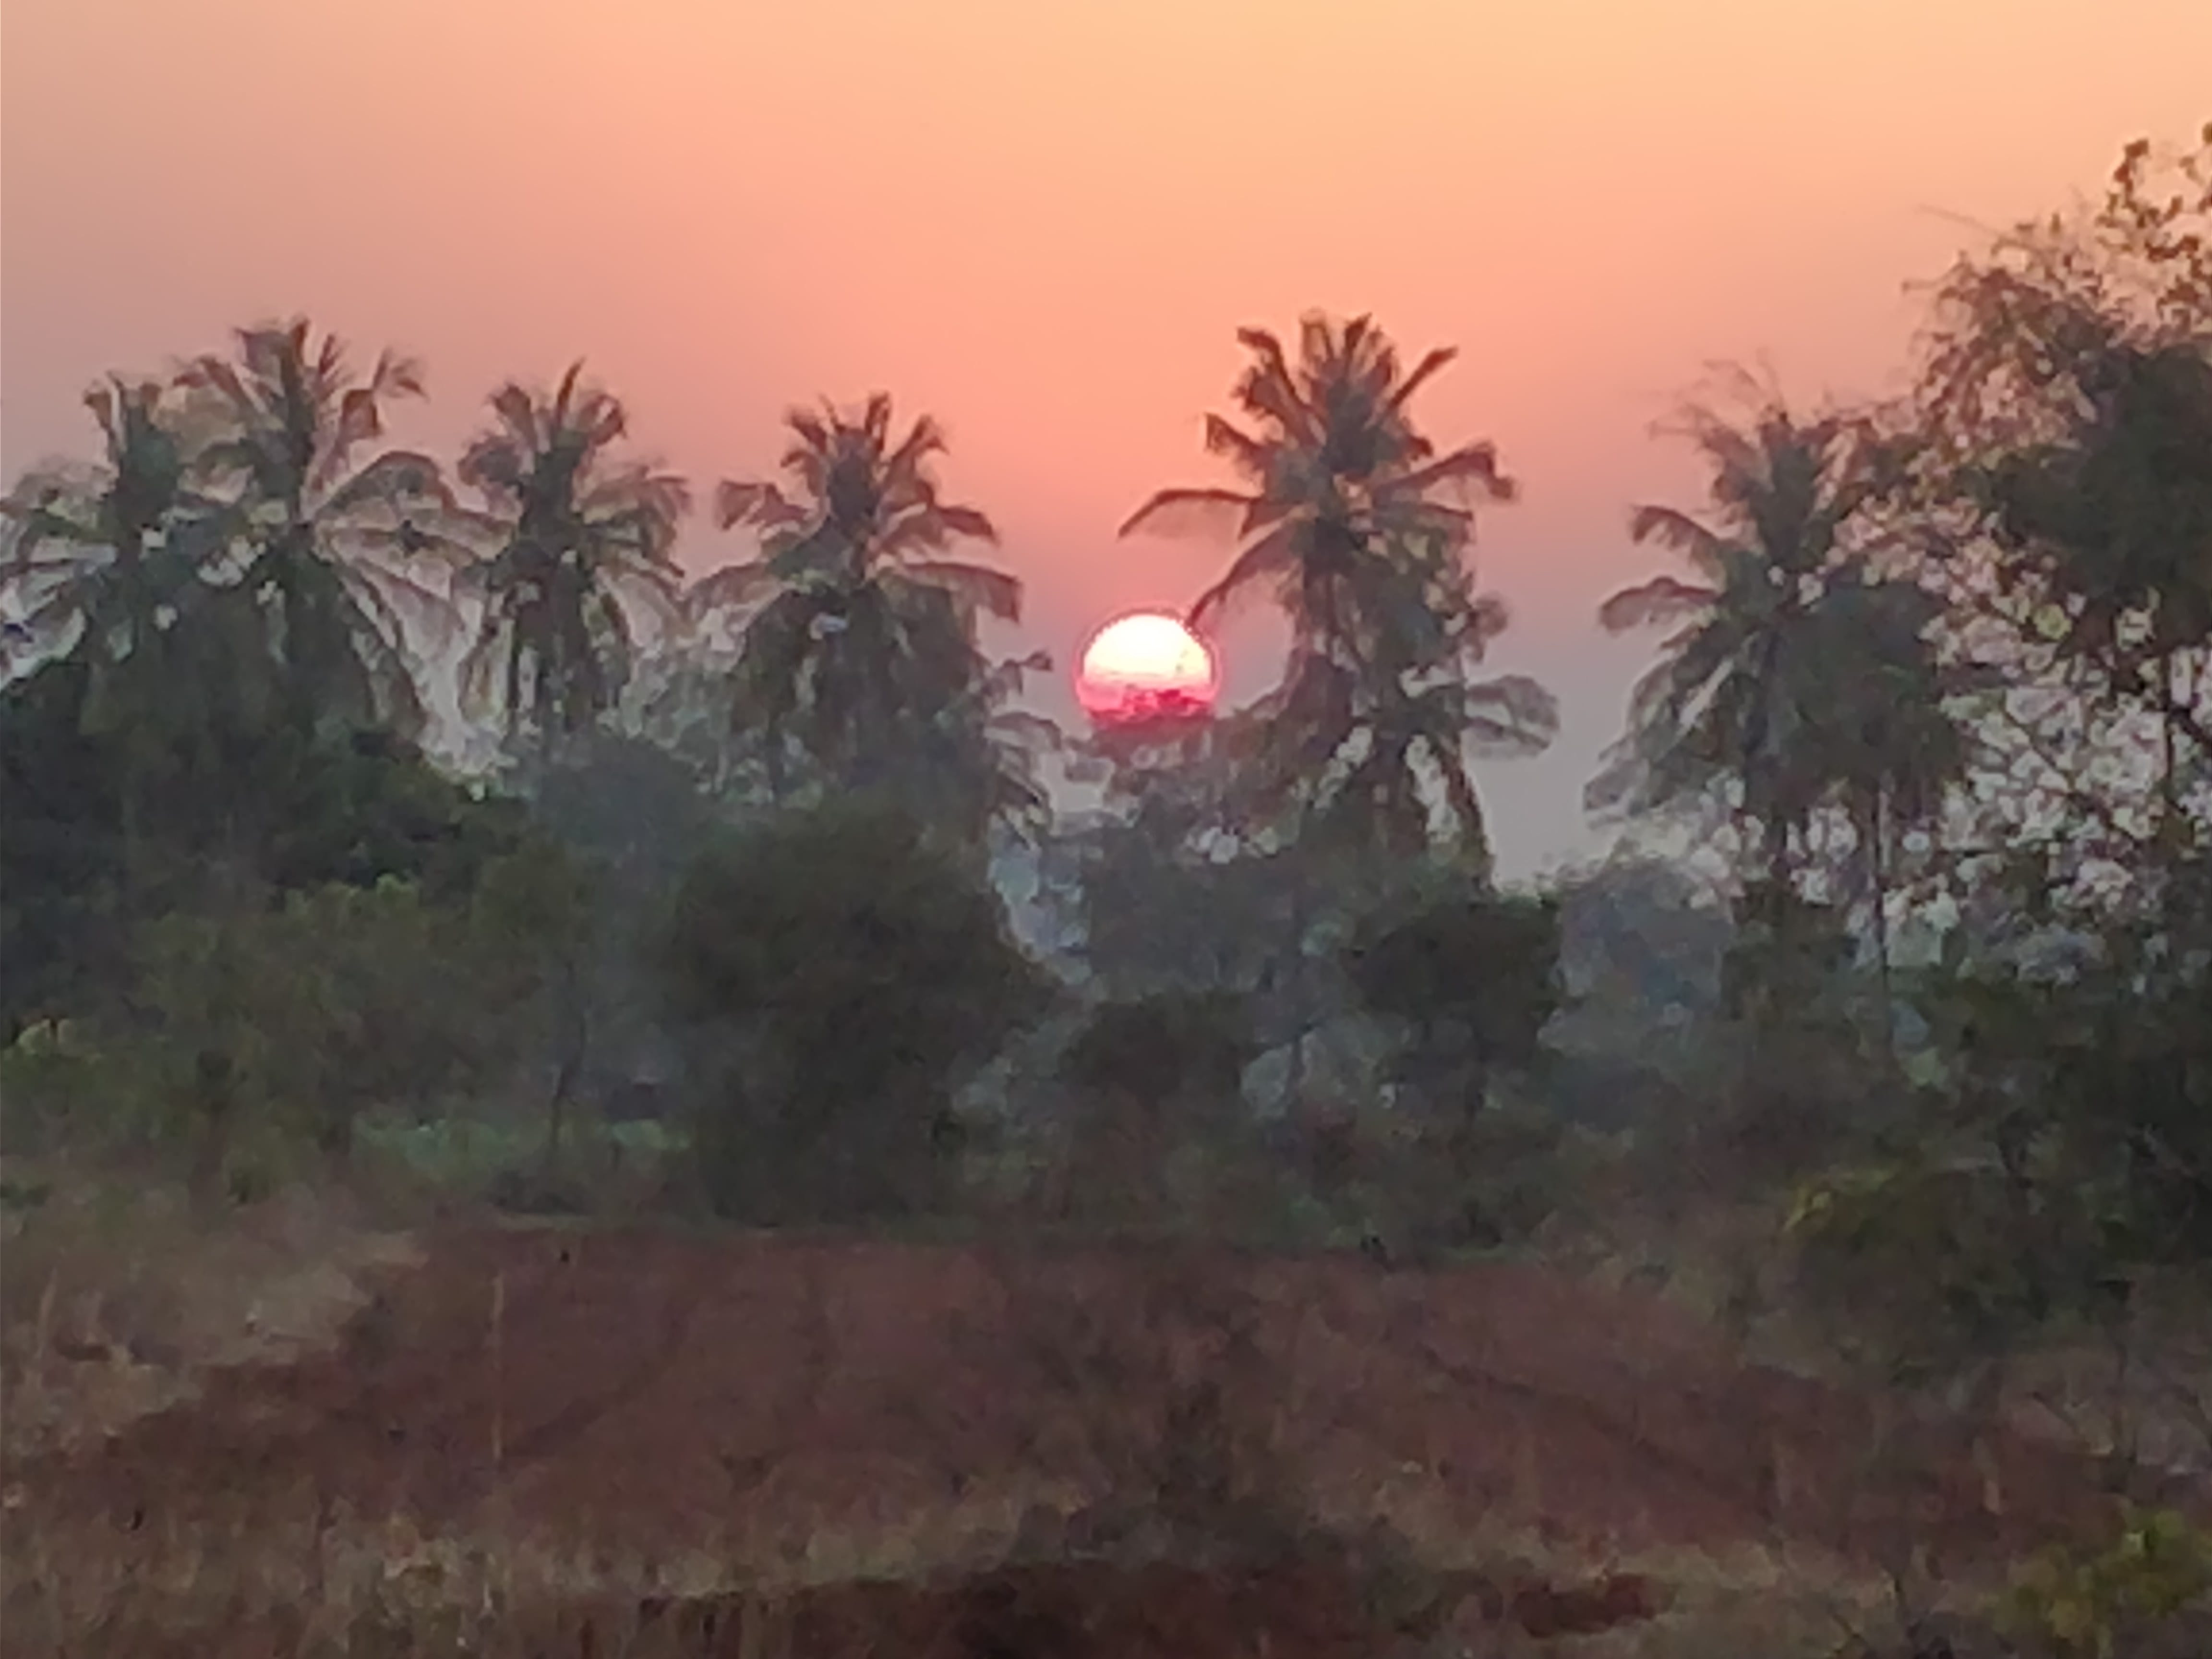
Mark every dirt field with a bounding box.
[12,1225,2140,1548]
[4,1220,2187,1654]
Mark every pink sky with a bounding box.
[4,0,2207,874]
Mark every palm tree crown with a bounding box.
[1123,313,1555,864]
[456,362,691,755]
[702,394,1028,827]
[1123,314,1512,642]
[1589,387,1898,850]
[0,377,230,689]
[179,318,463,736]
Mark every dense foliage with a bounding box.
[2,122,2208,1647]
[659,800,1050,1222]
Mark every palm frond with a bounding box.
[1393,442,1514,503]
[1461,673,1563,756]
[1385,346,1459,415]
[900,559,1022,622]
[1202,415,1273,482]
[684,559,782,619]
[717,479,804,531]
[1627,504,1731,563]
[928,504,999,543]
[1188,525,1299,630]
[1118,488,1255,542]
[1598,576,1720,634]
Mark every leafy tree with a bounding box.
[0,658,126,1033]
[660,799,1051,1222]
[1054,988,1259,1228]
[455,363,691,757]
[700,394,1032,841]
[180,318,464,736]
[1059,987,1253,1108]
[1914,127,2212,846]
[254,726,535,904]
[1068,720,1290,996]
[1122,313,1555,867]
[466,832,601,1171]
[0,654,533,1035]
[1342,877,1562,1137]
[497,735,720,1163]
[127,878,491,1187]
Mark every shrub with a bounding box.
[1052,988,1263,1231]
[1999,1506,2212,1658]
[661,800,1051,1224]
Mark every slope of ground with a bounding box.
[9,1223,2140,1576]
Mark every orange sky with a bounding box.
[4,0,2208,875]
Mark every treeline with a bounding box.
[0,128,2205,1326]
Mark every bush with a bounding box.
[128,879,492,1176]
[1342,879,1563,1130]
[661,801,1052,1224]
[1999,1506,2212,1657]
[1051,988,1265,1231]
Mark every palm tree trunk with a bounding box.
[188,1049,237,1218]
[1284,854,1309,1115]
[1868,785,1897,1075]
[542,959,589,1177]
[2159,648,2181,842]
[118,754,151,915]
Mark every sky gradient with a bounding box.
[5,0,2208,876]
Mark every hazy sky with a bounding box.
[5,0,2208,876]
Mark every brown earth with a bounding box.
[1,1224,2170,1653]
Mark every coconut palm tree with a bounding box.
[702,393,1024,829]
[0,377,256,892]
[0,377,230,682]
[179,318,466,737]
[1801,573,1985,1042]
[1122,314,1554,866]
[1588,385,1899,898]
[455,363,691,758]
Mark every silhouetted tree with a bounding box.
[455,363,690,757]
[661,799,1051,1222]
[700,395,1035,842]
[0,377,248,894]
[180,318,464,736]
[1589,380,1901,901]
[1343,879,1562,1140]
[1123,314,1555,868]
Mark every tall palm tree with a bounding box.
[0,377,228,683]
[1122,314,1553,867]
[702,393,1023,825]
[179,318,465,737]
[455,363,691,758]
[0,378,253,892]
[1589,385,1898,900]
[1802,574,1984,1044]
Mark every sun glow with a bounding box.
[1075,611,1221,724]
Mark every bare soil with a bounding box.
[0,1223,2169,1654]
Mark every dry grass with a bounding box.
[2,1477,1082,1628]
[0,1474,1949,1659]
[0,1152,2166,1657]
[0,1155,423,1462]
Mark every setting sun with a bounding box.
[1075,610,1221,724]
